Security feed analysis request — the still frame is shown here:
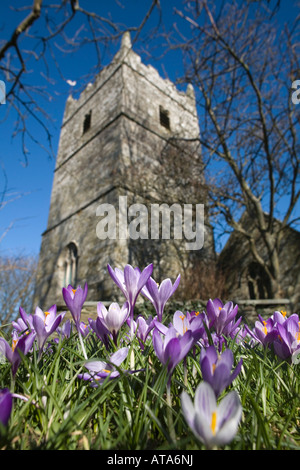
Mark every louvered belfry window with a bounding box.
[159,106,170,130]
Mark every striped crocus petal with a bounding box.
[142,275,180,322]
[181,381,242,448]
[79,347,131,385]
[62,283,88,328]
[152,326,194,375]
[200,346,243,398]
[108,264,153,308]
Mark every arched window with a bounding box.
[247,262,272,299]
[63,242,78,287]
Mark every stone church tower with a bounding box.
[33,32,215,309]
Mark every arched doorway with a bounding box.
[247,261,272,299]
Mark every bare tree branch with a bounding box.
[168,0,300,296]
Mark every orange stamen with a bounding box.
[179,315,188,334]
[44,310,51,324]
[211,411,217,435]
[262,321,267,335]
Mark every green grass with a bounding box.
[0,306,299,450]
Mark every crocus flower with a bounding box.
[181,381,242,449]
[0,330,36,376]
[96,301,129,345]
[78,347,134,386]
[153,310,205,347]
[152,325,195,380]
[206,298,241,337]
[62,283,88,330]
[12,306,34,334]
[273,314,300,360]
[52,319,72,346]
[0,389,13,427]
[107,263,153,338]
[172,310,205,342]
[200,345,243,398]
[56,318,72,340]
[141,274,180,322]
[129,314,155,350]
[56,319,90,342]
[32,305,65,358]
[245,315,278,347]
[62,283,88,359]
[89,316,112,350]
[79,321,91,338]
[273,310,289,325]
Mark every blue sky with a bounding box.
[0,0,181,257]
[0,1,299,258]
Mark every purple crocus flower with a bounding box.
[129,314,155,350]
[154,310,205,348]
[56,319,90,342]
[273,310,289,325]
[107,263,153,338]
[206,298,241,337]
[56,318,72,340]
[172,310,205,342]
[246,315,278,347]
[273,314,300,360]
[32,305,65,358]
[12,306,34,334]
[152,325,194,380]
[78,347,134,386]
[62,283,88,330]
[96,301,129,345]
[200,345,243,398]
[181,381,242,449]
[62,283,89,359]
[177,310,224,350]
[0,330,36,376]
[89,316,112,350]
[79,321,91,338]
[0,388,13,427]
[141,274,180,322]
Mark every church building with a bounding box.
[33,32,215,309]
